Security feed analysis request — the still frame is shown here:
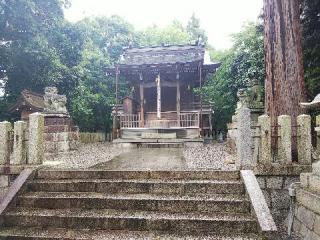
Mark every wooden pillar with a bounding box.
[139,81,144,127]
[176,73,180,126]
[112,66,119,139]
[209,113,213,136]
[156,73,161,119]
[199,63,203,132]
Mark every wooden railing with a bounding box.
[179,112,200,128]
[119,112,200,129]
[120,114,141,128]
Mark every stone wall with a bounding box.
[293,119,320,239]
[44,116,79,157]
[294,193,320,239]
[257,174,299,224]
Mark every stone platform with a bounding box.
[120,127,200,140]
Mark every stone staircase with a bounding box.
[0,170,267,239]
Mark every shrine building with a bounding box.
[106,44,220,140]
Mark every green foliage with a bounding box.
[0,0,83,97]
[202,22,264,131]
[301,0,320,98]
[137,21,190,46]
[136,14,208,47]
[187,13,208,44]
[68,16,134,131]
[76,16,134,61]
[0,0,134,131]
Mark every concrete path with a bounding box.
[92,148,186,170]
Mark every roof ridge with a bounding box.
[21,89,43,98]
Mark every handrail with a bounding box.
[0,169,35,216]
[240,170,278,237]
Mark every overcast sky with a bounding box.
[65,0,263,50]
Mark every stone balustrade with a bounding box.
[0,112,81,166]
[233,112,314,169]
[255,114,312,166]
[0,113,45,166]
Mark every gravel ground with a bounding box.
[44,142,130,169]
[183,142,237,170]
[45,141,237,170]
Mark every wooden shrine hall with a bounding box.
[106,44,220,140]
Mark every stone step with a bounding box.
[28,179,244,195]
[17,192,250,214]
[3,208,258,234]
[0,227,264,239]
[137,143,184,148]
[36,170,240,181]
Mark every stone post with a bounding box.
[258,115,272,165]
[278,115,292,164]
[316,115,320,156]
[28,113,44,165]
[236,107,253,169]
[297,114,312,165]
[12,121,27,165]
[0,121,12,164]
[314,115,320,176]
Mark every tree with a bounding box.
[0,0,81,96]
[301,0,320,98]
[137,21,190,46]
[186,13,208,44]
[202,22,264,132]
[68,16,134,131]
[263,0,307,127]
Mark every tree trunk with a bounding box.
[264,0,307,157]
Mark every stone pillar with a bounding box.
[278,115,292,164]
[236,107,253,169]
[316,115,320,156]
[258,115,272,165]
[313,161,320,176]
[12,121,27,165]
[28,113,44,165]
[0,121,12,164]
[313,115,320,176]
[156,74,161,119]
[297,114,312,165]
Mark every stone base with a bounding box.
[313,161,320,176]
[120,128,200,139]
[294,188,320,239]
[141,132,176,139]
[44,115,79,156]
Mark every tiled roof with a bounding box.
[21,90,44,110]
[9,90,44,113]
[119,44,206,66]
